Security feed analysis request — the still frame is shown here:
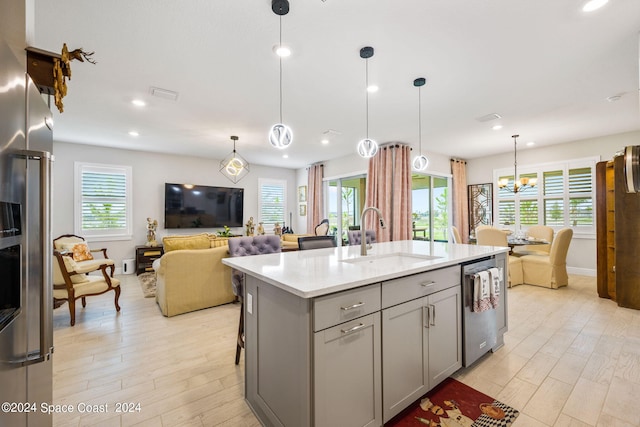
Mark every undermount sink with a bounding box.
[341,252,441,265]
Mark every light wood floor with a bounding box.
[52,274,640,426]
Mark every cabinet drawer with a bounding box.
[313,283,381,332]
[382,265,459,309]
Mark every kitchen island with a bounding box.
[223,240,509,427]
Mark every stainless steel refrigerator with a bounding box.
[0,40,54,426]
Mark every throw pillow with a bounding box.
[71,243,94,261]
[163,233,210,252]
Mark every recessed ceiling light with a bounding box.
[492,125,503,130]
[282,154,289,159]
[273,45,291,57]
[321,139,329,145]
[131,99,146,107]
[367,85,379,93]
[583,0,608,12]
[526,141,535,147]
[129,131,139,137]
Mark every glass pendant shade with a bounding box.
[412,154,429,171]
[220,136,249,183]
[357,138,378,158]
[268,123,293,149]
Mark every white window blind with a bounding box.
[494,157,597,233]
[258,178,286,230]
[74,162,132,240]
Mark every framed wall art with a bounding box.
[298,185,307,202]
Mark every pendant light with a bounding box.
[268,0,293,149]
[498,134,537,193]
[412,77,429,171]
[357,46,378,158]
[220,136,249,183]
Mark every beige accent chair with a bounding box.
[451,226,462,243]
[513,225,554,256]
[53,251,121,326]
[154,233,235,317]
[476,227,523,287]
[520,228,573,289]
[315,219,330,236]
[53,234,115,277]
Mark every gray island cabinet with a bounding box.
[223,240,508,427]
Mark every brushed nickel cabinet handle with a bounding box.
[341,302,365,311]
[341,323,366,334]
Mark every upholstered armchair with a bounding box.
[476,227,523,287]
[227,235,282,364]
[53,234,115,277]
[298,235,337,250]
[451,226,462,243]
[513,225,554,256]
[520,228,573,289]
[53,250,121,326]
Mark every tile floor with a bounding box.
[52,273,640,426]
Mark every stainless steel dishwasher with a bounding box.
[461,256,502,367]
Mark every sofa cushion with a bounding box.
[207,234,230,248]
[163,233,211,252]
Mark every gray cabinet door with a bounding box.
[381,297,429,422]
[427,285,462,388]
[314,312,382,427]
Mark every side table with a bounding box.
[135,245,164,275]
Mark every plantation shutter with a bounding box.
[259,179,286,230]
[75,163,132,239]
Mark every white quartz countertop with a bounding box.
[222,240,508,298]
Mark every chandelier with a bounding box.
[220,136,249,183]
[498,134,537,193]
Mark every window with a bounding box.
[412,174,450,241]
[495,157,596,233]
[326,174,366,243]
[258,178,286,230]
[74,162,132,240]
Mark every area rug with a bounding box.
[138,272,156,298]
[385,377,519,427]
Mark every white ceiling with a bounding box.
[33,0,640,170]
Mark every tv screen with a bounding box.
[164,183,244,229]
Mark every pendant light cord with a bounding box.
[418,85,422,153]
[365,58,369,139]
[279,15,283,123]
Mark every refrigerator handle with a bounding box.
[18,149,54,366]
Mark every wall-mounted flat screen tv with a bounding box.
[164,183,244,229]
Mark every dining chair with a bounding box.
[451,226,462,243]
[52,250,121,326]
[314,219,330,236]
[227,235,282,364]
[513,225,554,256]
[520,228,573,289]
[476,227,523,287]
[346,230,376,245]
[298,235,337,250]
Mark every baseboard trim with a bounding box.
[568,267,596,277]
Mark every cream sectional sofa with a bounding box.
[154,233,235,317]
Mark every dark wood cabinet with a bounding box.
[596,155,640,309]
[135,245,164,275]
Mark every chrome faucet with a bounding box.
[360,206,386,256]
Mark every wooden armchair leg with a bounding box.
[68,299,76,326]
[109,264,115,278]
[81,296,87,307]
[114,286,121,312]
[235,302,244,365]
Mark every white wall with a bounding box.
[52,142,297,270]
[466,130,640,275]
